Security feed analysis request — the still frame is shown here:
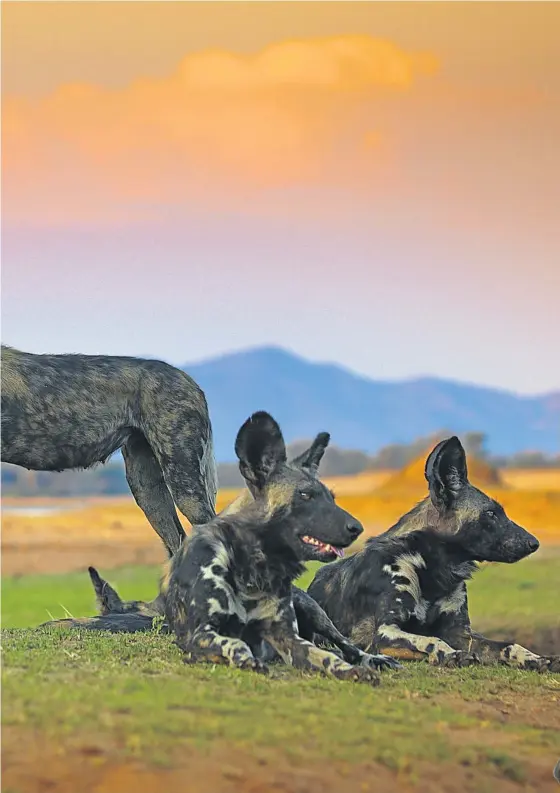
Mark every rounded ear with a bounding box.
[235,411,287,491]
[290,432,330,477]
[425,436,468,510]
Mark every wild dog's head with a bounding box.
[235,411,363,562]
[425,437,539,563]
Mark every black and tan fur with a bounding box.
[163,411,396,682]
[43,413,399,681]
[1,345,217,556]
[308,437,560,673]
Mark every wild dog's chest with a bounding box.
[198,558,282,629]
[382,553,465,626]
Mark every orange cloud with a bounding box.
[2,35,438,225]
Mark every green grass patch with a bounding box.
[2,552,559,634]
[2,550,559,780]
[2,627,557,772]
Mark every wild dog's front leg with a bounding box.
[264,600,380,685]
[292,587,400,671]
[372,586,479,667]
[464,632,560,673]
[436,589,559,673]
[180,624,268,673]
[375,623,479,668]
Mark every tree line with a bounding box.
[2,431,558,497]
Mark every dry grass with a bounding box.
[2,468,560,577]
[500,468,560,491]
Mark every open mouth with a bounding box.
[301,535,345,558]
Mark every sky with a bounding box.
[2,2,559,395]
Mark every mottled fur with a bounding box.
[308,437,560,673]
[43,413,399,680]
[1,345,217,555]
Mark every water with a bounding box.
[1,502,86,517]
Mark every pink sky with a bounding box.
[2,2,559,394]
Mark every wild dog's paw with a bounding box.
[430,649,481,668]
[238,657,269,675]
[500,644,549,672]
[444,650,481,669]
[334,666,381,686]
[360,652,402,671]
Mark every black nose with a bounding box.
[346,520,363,540]
[528,537,540,552]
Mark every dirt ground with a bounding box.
[2,724,559,793]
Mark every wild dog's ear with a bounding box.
[88,567,125,615]
[425,436,468,510]
[291,432,330,477]
[235,411,287,491]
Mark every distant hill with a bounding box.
[184,346,559,461]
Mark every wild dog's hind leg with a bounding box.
[123,431,186,556]
[264,599,380,685]
[292,587,400,671]
[143,413,218,531]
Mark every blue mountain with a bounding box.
[183,347,560,461]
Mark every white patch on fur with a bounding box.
[200,546,247,622]
[436,585,466,616]
[383,552,426,608]
[207,597,226,616]
[377,624,455,658]
[500,643,542,667]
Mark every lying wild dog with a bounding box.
[1,345,217,556]
[42,422,399,676]
[308,437,560,673]
[72,565,399,671]
[163,410,395,682]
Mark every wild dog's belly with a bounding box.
[1,397,134,470]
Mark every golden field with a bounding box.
[2,464,560,576]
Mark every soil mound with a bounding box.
[377,448,503,499]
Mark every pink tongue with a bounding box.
[332,547,345,558]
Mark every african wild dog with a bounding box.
[42,418,399,676]
[308,436,560,673]
[1,345,217,556]
[163,410,397,682]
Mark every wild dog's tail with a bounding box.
[88,566,126,615]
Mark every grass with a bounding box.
[2,550,560,789]
[3,550,559,634]
[2,628,559,784]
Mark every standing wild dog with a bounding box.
[308,437,560,673]
[42,417,399,676]
[1,345,217,556]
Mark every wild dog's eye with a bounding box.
[299,490,313,501]
[486,510,496,520]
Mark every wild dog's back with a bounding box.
[0,346,213,478]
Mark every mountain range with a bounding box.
[182,347,559,461]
